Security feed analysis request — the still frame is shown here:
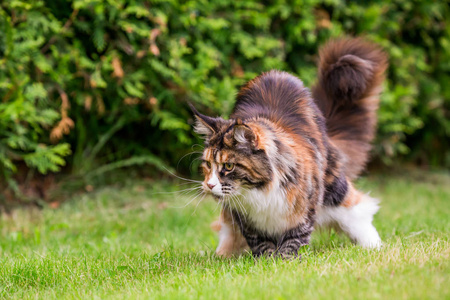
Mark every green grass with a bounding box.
[1,171,449,299]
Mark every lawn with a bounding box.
[0,171,449,299]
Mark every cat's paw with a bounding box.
[275,250,301,261]
[252,242,277,258]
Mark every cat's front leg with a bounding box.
[232,210,277,257]
[214,208,249,257]
[276,219,314,259]
[239,223,277,257]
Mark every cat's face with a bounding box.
[190,105,273,199]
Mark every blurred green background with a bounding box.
[1,0,449,202]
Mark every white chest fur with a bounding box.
[237,185,291,237]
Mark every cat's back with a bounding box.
[231,70,322,138]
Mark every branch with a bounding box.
[40,9,79,54]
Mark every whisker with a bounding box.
[236,196,248,216]
[234,200,244,227]
[170,187,204,200]
[230,194,240,211]
[228,204,236,232]
[163,167,203,184]
[177,151,203,170]
[240,187,251,193]
[177,187,204,198]
[191,144,205,151]
[150,186,202,196]
[174,181,204,187]
[233,195,248,221]
[189,156,203,173]
[191,193,206,216]
[169,190,204,209]
[213,199,223,213]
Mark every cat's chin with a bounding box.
[210,192,237,202]
[209,191,225,200]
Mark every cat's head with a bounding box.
[190,104,273,199]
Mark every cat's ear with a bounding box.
[189,103,218,137]
[233,119,259,149]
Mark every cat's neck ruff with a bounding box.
[235,135,296,238]
[239,181,291,237]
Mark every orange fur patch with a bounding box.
[341,183,363,208]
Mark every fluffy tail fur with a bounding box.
[312,38,388,179]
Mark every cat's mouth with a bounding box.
[221,186,235,196]
[206,186,238,199]
[210,189,235,198]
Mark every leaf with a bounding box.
[92,27,106,51]
[123,81,144,98]
[23,143,71,174]
[24,83,47,101]
[90,69,107,89]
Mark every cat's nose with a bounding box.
[207,183,216,190]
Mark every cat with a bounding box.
[190,37,388,259]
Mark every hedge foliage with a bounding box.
[1,0,449,190]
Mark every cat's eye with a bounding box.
[224,163,234,171]
[205,161,211,168]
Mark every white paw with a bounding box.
[357,234,382,249]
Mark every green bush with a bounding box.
[0,3,72,193]
[1,0,449,192]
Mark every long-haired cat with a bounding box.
[190,38,388,258]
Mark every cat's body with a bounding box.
[192,38,388,258]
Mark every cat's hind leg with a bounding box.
[316,189,382,249]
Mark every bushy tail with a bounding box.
[312,38,388,179]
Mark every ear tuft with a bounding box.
[233,124,257,148]
[234,126,248,144]
[189,103,217,137]
[194,119,214,136]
